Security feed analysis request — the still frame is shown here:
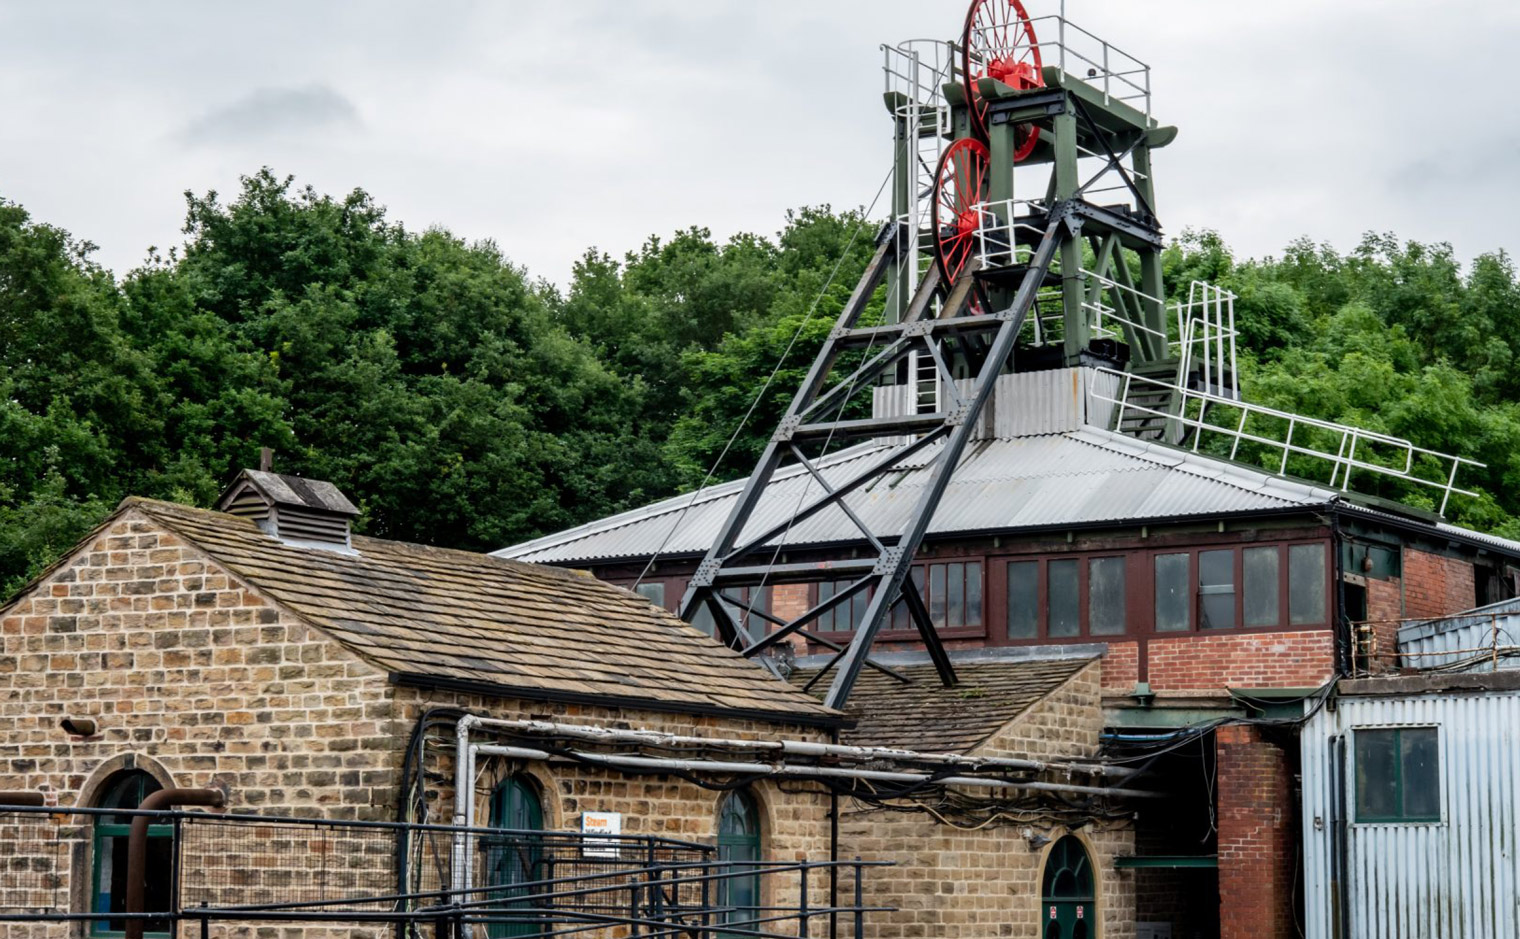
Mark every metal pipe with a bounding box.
[472,745,1158,800]
[125,788,225,939]
[0,791,45,806]
[452,713,480,900]
[469,717,1125,779]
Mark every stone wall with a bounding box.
[838,661,1136,939]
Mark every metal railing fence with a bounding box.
[0,804,889,939]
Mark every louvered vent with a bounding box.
[215,470,360,553]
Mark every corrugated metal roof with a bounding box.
[497,426,1341,565]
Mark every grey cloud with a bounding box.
[179,85,360,146]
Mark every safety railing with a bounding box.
[1091,367,1484,515]
[0,804,890,939]
[966,7,1152,118]
[1174,281,1239,400]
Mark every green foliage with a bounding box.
[4,172,1520,601]
[1166,230,1520,537]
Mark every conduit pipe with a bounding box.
[470,716,1127,778]
[473,744,1160,800]
[0,791,45,806]
[125,787,225,939]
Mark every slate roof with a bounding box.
[217,469,359,516]
[497,427,1342,565]
[118,498,839,725]
[790,654,1096,752]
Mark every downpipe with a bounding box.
[124,788,225,939]
[452,714,482,903]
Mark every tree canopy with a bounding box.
[2,171,1518,598]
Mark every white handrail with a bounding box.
[1093,367,1483,515]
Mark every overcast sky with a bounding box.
[2,0,1517,288]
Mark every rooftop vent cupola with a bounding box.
[215,470,360,552]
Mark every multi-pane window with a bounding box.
[818,579,869,632]
[885,562,983,631]
[689,586,771,642]
[1149,542,1328,634]
[1354,727,1439,823]
[1006,556,1126,640]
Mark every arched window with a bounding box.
[716,790,761,930]
[1040,836,1095,939]
[90,770,171,937]
[484,775,545,939]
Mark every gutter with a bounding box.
[388,672,849,730]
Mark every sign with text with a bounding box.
[581,811,623,858]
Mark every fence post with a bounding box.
[852,859,864,939]
[798,863,809,939]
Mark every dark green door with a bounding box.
[716,791,761,931]
[91,771,171,938]
[1040,836,1095,939]
[485,776,544,939]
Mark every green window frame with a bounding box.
[1040,836,1095,939]
[1354,726,1440,823]
[484,775,546,939]
[716,790,761,931]
[90,771,172,938]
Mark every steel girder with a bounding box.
[679,205,1081,710]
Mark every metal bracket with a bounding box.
[944,407,970,427]
[772,417,801,443]
[872,547,905,576]
[901,320,934,338]
[689,558,722,588]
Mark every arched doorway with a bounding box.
[484,775,545,939]
[90,770,171,937]
[1040,836,1095,939]
[716,790,761,930]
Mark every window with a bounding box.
[818,580,869,632]
[1154,553,1190,632]
[690,586,771,642]
[885,562,984,632]
[1048,560,1080,638]
[1040,836,1095,937]
[717,791,762,930]
[1007,561,1039,639]
[1354,727,1439,823]
[90,771,170,937]
[1289,543,1328,625]
[1242,546,1280,627]
[1087,557,1126,636]
[1198,549,1236,629]
[485,776,545,938]
[633,582,666,609]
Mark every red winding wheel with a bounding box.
[962,0,1044,160]
[930,137,990,300]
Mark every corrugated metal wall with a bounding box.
[870,366,1110,440]
[1302,690,1520,938]
[1398,599,1520,672]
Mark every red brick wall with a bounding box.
[1402,549,1475,620]
[1100,641,1139,694]
[1365,577,1403,672]
[1147,630,1334,692]
[1215,725,1295,939]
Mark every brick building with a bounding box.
[499,366,1520,938]
[1,471,1138,938]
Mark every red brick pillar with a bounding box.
[1216,725,1296,939]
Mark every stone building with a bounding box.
[1,470,1136,938]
